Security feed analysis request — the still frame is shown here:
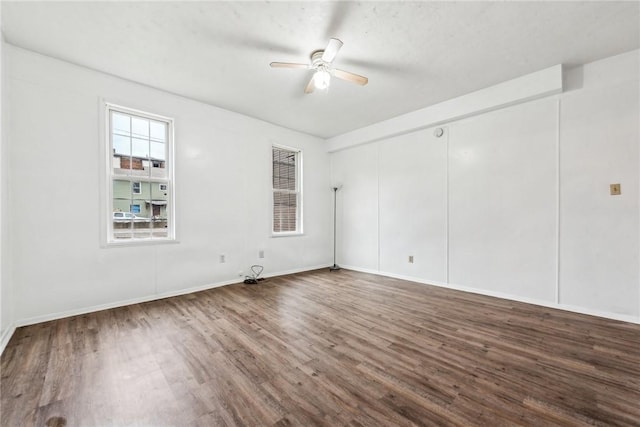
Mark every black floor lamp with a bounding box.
[330,186,341,271]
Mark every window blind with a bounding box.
[272,147,299,233]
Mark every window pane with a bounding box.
[112,209,133,239]
[113,134,131,176]
[112,113,131,136]
[132,137,149,159]
[113,134,131,156]
[113,179,130,202]
[151,181,169,238]
[150,138,167,179]
[131,116,149,138]
[131,219,151,239]
[150,141,165,160]
[273,148,296,191]
[150,157,167,179]
[129,137,149,178]
[150,121,166,142]
[273,191,297,232]
[131,182,151,239]
[113,179,133,240]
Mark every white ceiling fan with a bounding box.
[270,38,369,94]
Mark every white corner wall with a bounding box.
[331,49,640,323]
[5,45,332,325]
[0,18,14,351]
[331,143,379,271]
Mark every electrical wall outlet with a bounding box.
[610,183,621,195]
[238,271,244,277]
[258,250,265,259]
[409,255,414,263]
[220,254,226,263]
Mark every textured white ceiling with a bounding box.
[2,1,639,138]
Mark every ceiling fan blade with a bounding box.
[333,69,369,86]
[304,76,316,94]
[321,38,343,63]
[270,62,309,69]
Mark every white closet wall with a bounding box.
[331,50,640,322]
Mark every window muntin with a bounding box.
[272,145,302,234]
[107,104,174,243]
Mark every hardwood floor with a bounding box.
[2,269,640,426]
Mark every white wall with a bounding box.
[331,49,640,323]
[5,45,332,324]
[0,14,12,350]
[448,98,558,302]
[378,131,447,281]
[559,52,640,315]
[331,144,378,270]
[0,14,3,344]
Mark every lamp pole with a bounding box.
[330,186,341,271]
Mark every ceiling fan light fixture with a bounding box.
[313,67,331,90]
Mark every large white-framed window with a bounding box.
[272,145,302,235]
[105,103,175,244]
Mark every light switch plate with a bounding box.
[610,183,621,195]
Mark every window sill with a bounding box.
[271,232,304,238]
[103,238,179,248]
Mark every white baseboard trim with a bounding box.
[15,279,236,328]
[264,264,332,278]
[15,264,332,329]
[343,265,640,325]
[0,323,17,355]
[340,265,381,275]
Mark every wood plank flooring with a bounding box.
[2,269,640,426]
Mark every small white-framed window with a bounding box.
[105,103,175,244]
[272,145,302,235]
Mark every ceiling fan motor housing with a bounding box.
[311,51,327,69]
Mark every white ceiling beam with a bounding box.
[326,64,563,152]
